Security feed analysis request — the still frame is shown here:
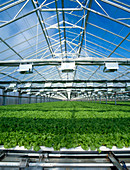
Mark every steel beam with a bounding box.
[111,0,130,8]
[31,0,63,80]
[0,38,46,80]
[100,0,130,13]
[40,8,83,12]
[0,71,21,82]
[76,0,130,28]
[87,22,130,42]
[0,0,26,12]
[77,0,93,56]
[55,0,63,54]
[0,8,39,28]
[31,0,54,56]
[0,37,23,59]
[61,0,67,57]
[0,80,129,84]
[108,152,124,170]
[107,32,130,58]
[17,86,127,90]
[0,58,129,66]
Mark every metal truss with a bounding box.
[0,0,130,100]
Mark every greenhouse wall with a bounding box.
[0,89,61,106]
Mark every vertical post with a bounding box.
[99,95,101,104]
[36,95,37,103]
[115,93,117,105]
[106,95,107,104]
[18,91,22,104]
[43,96,45,102]
[29,94,31,104]
[40,96,42,103]
[2,89,6,105]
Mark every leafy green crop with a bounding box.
[0,101,129,151]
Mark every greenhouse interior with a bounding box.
[0,0,130,169]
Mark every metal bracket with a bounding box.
[0,151,5,161]
[43,153,49,163]
[108,152,128,170]
[120,161,129,170]
[20,158,29,169]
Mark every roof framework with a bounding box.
[0,0,130,100]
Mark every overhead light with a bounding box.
[81,89,85,92]
[103,62,119,72]
[108,88,113,92]
[107,82,113,87]
[65,82,73,87]
[60,62,75,72]
[36,92,40,95]
[87,83,93,87]
[13,89,17,92]
[9,83,17,88]
[120,88,125,92]
[17,64,33,74]
[44,82,51,87]
[88,91,91,94]
[26,89,31,92]
[40,89,44,92]
[27,92,31,95]
[24,83,31,87]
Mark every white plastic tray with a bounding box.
[0,145,130,151]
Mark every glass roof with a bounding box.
[0,0,130,99]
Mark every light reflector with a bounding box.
[103,62,119,72]
[61,62,75,72]
[17,64,33,74]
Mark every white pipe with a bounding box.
[0,0,26,12]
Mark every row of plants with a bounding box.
[0,101,129,151]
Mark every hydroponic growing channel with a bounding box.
[0,101,129,151]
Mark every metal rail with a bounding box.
[0,150,129,169]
